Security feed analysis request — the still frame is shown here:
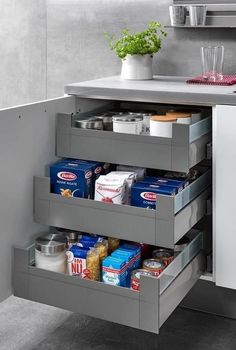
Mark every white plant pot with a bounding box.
[121,54,153,80]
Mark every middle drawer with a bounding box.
[34,168,210,249]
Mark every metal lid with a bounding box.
[112,114,143,122]
[74,118,104,130]
[143,259,164,270]
[35,233,67,255]
[152,249,173,259]
[132,269,154,279]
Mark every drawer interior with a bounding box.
[13,230,205,334]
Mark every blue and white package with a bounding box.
[141,176,186,193]
[119,244,141,269]
[111,249,135,287]
[50,160,93,198]
[66,246,89,277]
[102,256,127,286]
[131,182,176,209]
[78,234,103,249]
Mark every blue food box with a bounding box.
[141,176,186,193]
[102,256,127,287]
[111,249,136,287]
[119,244,141,269]
[131,182,176,210]
[50,160,93,198]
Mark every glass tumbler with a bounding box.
[201,46,224,81]
[169,6,186,26]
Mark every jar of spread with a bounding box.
[142,259,165,276]
[35,233,67,273]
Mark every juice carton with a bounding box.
[102,256,127,286]
[50,160,93,198]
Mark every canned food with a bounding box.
[142,259,165,276]
[152,248,174,266]
[174,236,190,256]
[74,118,104,130]
[131,269,154,291]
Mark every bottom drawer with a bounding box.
[13,230,205,334]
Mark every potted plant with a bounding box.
[106,21,167,80]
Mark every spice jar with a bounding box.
[35,233,67,273]
[150,115,177,138]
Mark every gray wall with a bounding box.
[0,0,236,301]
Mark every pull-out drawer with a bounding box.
[13,230,205,334]
[56,113,211,173]
[34,169,211,249]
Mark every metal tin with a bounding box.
[112,114,143,123]
[131,269,154,291]
[74,118,104,130]
[56,228,80,245]
[152,248,174,266]
[97,115,113,131]
[35,233,67,255]
[142,259,165,276]
[112,114,143,135]
[174,236,190,255]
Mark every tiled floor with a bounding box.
[1,296,236,350]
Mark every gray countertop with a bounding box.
[65,75,236,107]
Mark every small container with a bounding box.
[127,111,156,133]
[112,114,143,135]
[152,248,174,267]
[74,118,104,130]
[150,115,177,138]
[142,259,165,276]
[97,115,113,131]
[189,5,207,26]
[56,228,80,247]
[131,269,154,291]
[35,233,67,273]
[174,236,190,256]
[166,112,192,125]
[176,109,202,124]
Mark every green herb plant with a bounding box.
[106,21,167,60]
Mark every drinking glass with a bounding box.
[169,5,186,26]
[189,5,207,26]
[201,46,224,81]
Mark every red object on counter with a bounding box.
[186,75,236,86]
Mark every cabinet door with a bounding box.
[0,95,76,302]
[214,105,236,289]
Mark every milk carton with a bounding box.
[131,182,176,209]
[50,160,93,198]
[102,256,127,286]
[66,246,89,277]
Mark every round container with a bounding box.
[152,249,174,267]
[174,236,190,256]
[150,115,177,138]
[97,115,113,131]
[74,118,104,130]
[35,233,67,273]
[56,228,80,247]
[131,269,154,291]
[142,259,165,276]
[176,109,202,124]
[112,114,143,134]
[166,112,192,125]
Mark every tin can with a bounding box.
[74,118,104,130]
[112,114,143,135]
[142,259,165,276]
[152,248,174,267]
[131,269,154,291]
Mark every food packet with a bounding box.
[86,248,100,281]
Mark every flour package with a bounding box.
[106,171,137,204]
[94,175,127,204]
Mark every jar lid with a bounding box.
[150,115,177,122]
[35,233,67,255]
[112,114,143,122]
[166,112,191,119]
[56,228,80,241]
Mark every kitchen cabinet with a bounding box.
[2,76,236,333]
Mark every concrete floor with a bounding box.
[0,296,236,350]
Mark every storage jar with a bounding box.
[112,114,143,134]
[150,115,177,138]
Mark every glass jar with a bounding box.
[35,233,67,273]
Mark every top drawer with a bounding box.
[56,113,211,173]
